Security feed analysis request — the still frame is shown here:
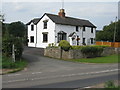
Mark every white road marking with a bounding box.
[3,69,119,83]
[8,74,21,77]
[32,72,42,74]
[84,86,91,88]
[7,72,42,77]
[7,79,27,83]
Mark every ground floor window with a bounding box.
[30,36,34,43]
[91,38,94,44]
[43,32,48,42]
[57,31,67,43]
[83,38,86,45]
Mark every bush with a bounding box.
[59,40,71,51]
[104,81,116,88]
[81,46,104,58]
[71,46,83,49]
[2,35,23,61]
[47,43,58,48]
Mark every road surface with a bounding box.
[2,47,119,88]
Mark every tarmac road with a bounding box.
[2,47,119,88]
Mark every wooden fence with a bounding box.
[96,41,120,48]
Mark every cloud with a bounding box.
[2,2,118,30]
[3,0,120,2]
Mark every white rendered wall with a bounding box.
[28,22,37,47]
[55,24,96,46]
[36,15,55,48]
[82,27,96,45]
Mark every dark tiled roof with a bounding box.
[46,13,96,28]
[68,32,76,37]
[26,18,41,25]
[27,13,96,28]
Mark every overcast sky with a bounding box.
[1,0,119,30]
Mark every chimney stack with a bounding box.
[58,9,65,17]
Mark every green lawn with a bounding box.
[65,54,119,63]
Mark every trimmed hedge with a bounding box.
[71,45,108,58]
[81,46,104,58]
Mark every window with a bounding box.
[83,38,86,44]
[76,26,79,32]
[57,31,67,43]
[83,27,85,31]
[91,27,93,33]
[30,36,34,43]
[31,25,34,31]
[91,38,94,44]
[43,20,48,29]
[43,33,48,42]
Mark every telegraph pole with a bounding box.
[113,16,117,42]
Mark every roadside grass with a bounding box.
[64,54,119,63]
[1,56,27,69]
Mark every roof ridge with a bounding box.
[45,13,88,21]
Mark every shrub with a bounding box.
[2,35,23,61]
[59,40,71,51]
[71,46,83,49]
[104,81,116,88]
[47,43,58,48]
[81,46,104,58]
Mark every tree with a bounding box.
[8,21,26,38]
[2,34,23,61]
[96,20,120,42]
[2,21,26,61]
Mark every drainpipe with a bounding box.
[35,25,37,47]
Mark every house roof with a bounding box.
[46,13,96,28]
[27,13,96,28]
[26,18,41,25]
[68,32,76,37]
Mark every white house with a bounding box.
[27,9,96,48]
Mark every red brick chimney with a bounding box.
[58,9,65,17]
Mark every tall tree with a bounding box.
[96,20,120,42]
[8,21,26,38]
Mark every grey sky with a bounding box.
[2,2,118,30]
[118,1,120,20]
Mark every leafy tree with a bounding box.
[2,21,25,61]
[2,34,23,61]
[96,20,120,42]
[8,21,26,38]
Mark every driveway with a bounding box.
[2,47,118,88]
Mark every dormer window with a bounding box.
[43,20,48,29]
[31,25,34,31]
[76,26,79,32]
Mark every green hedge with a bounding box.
[81,46,104,58]
[71,45,109,58]
[59,40,71,51]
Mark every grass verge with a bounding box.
[1,56,27,74]
[64,54,119,63]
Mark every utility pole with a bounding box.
[113,16,117,42]
[12,44,15,62]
